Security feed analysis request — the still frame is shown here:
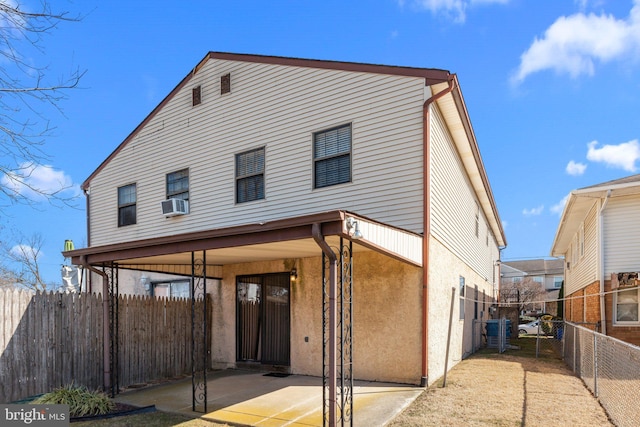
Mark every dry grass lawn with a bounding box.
[389,349,613,427]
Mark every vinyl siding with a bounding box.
[88,59,427,246]
[604,196,640,274]
[429,104,499,280]
[565,203,598,296]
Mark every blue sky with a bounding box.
[2,0,640,285]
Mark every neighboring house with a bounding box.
[551,174,640,346]
[500,259,564,316]
[64,52,505,391]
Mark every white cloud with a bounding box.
[1,163,78,200]
[551,194,570,215]
[586,139,640,171]
[403,0,509,23]
[10,244,41,260]
[523,205,544,216]
[566,160,587,176]
[512,1,640,83]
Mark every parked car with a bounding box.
[518,320,541,335]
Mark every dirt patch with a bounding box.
[389,353,613,426]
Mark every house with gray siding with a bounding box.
[64,52,505,410]
[501,259,564,315]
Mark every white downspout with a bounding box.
[599,190,611,335]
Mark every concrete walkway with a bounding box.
[114,370,422,426]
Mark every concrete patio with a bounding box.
[114,369,422,426]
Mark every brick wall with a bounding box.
[603,280,640,346]
[584,281,601,324]
[566,280,640,346]
[565,280,599,326]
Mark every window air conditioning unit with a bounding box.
[161,198,189,216]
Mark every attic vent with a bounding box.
[192,86,201,106]
[221,73,231,94]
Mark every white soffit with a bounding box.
[117,237,369,267]
[353,217,423,266]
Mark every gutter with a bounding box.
[79,255,111,393]
[598,190,611,335]
[421,75,456,387]
[311,223,338,425]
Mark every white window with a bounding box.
[553,276,563,289]
[615,288,639,324]
[153,280,190,299]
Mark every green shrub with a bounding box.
[32,383,115,417]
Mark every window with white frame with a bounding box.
[236,147,265,203]
[152,280,190,299]
[615,288,639,324]
[553,276,563,289]
[166,168,189,201]
[313,124,351,189]
[579,223,585,258]
[117,183,136,227]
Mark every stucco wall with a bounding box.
[210,249,423,384]
[427,236,495,385]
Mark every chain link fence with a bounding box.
[563,322,640,427]
[472,318,511,354]
[472,318,639,426]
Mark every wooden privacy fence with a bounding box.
[117,294,211,387]
[0,288,210,403]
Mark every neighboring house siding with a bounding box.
[604,196,640,274]
[565,203,598,296]
[89,59,427,246]
[429,104,498,280]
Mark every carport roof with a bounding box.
[63,210,424,275]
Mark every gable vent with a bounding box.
[192,86,201,106]
[221,73,231,94]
